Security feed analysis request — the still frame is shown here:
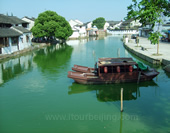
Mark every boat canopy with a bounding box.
[98,58,137,67]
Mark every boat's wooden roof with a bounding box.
[98,58,137,66]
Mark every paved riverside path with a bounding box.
[124,37,170,65]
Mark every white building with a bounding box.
[139,15,170,38]
[154,15,170,36]
[139,24,152,37]
[22,16,35,30]
[106,21,122,30]
[68,19,87,39]
[108,19,142,35]
[0,14,32,55]
[0,27,31,54]
[86,22,92,29]
[22,16,35,39]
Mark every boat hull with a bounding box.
[67,69,159,84]
[72,65,95,73]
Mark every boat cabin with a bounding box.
[97,58,138,76]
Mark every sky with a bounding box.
[0,0,133,22]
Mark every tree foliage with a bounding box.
[92,17,106,29]
[31,10,73,40]
[126,0,170,54]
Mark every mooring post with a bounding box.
[121,88,123,112]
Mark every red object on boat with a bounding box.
[117,66,120,73]
[129,65,133,72]
[104,67,108,73]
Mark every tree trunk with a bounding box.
[157,38,159,55]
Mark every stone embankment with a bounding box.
[123,37,170,72]
[0,43,49,61]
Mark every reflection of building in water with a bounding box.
[0,64,3,84]
[67,39,88,46]
[0,54,35,85]
[68,82,158,102]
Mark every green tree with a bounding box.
[92,17,106,29]
[31,10,73,40]
[126,0,170,55]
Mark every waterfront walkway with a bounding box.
[124,37,170,65]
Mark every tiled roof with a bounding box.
[107,21,121,25]
[0,28,22,37]
[13,26,31,33]
[22,16,35,21]
[123,18,134,23]
[0,14,28,24]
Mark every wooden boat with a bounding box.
[68,58,159,84]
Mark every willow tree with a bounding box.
[126,0,170,55]
[31,10,73,41]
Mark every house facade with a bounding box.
[22,16,35,30]
[69,19,87,39]
[22,16,35,39]
[107,19,141,35]
[105,21,122,31]
[138,13,170,39]
[139,24,152,37]
[0,14,32,55]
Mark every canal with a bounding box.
[0,36,170,133]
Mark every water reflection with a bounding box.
[0,54,35,85]
[33,44,73,77]
[164,71,170,78]
[66,36,107,46]
[68,81,158,102]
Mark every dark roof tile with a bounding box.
[0,28,22,37]
[12,26,31,33]
[0,14,28,24]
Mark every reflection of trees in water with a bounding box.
[68,81,158,102]
[33,44,73,75]
[0,54,34,85]
[164,71,170,78]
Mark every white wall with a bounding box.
[130,20,142,28]
[104,22,110,30]
[22,17,35,30]
[1,33,32,55]
[69,20,81,27]
[107,30,139,35]
[0,64,3,84]
[19,33,32,50]
[106,22,122,30]
[22,17,35,39]
[69,19,87,38]
[79,27,86,37]
[1,38,12,54]
[87,22,92,28]
[69,31,79,38]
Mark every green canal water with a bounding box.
[0,36,170,133]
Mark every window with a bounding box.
[0,37,9,47]
[22,23,28,28]
[20,37,23,43]
[11,37,18,46]
[26,35,29,43]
